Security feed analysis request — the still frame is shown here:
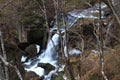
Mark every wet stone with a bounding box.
[38,63,55,75]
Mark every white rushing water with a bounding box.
[38,33,59,66]
[68,2,107,20]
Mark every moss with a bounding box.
[10,29,18,36]
[89,74,102,80]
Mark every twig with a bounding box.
[0,29,9,80]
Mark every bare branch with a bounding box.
[99,1,108,80]
[0,29,9,80]
[0,29,23,80]
[106,0,120,25]
[0,55,9,66]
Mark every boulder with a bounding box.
[38,63,55,75]
[18,43,41,63]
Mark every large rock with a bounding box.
[18,43,40,60]
[38,63,55,75]
[25,44,38,56]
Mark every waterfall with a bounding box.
[21,2,110,80]
[38,33,59,65]
[22,32,59,79]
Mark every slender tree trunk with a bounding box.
[0,62,5,80]
[0,29,9,80]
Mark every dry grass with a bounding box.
[64,48,120,80]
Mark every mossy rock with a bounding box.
[51,72,64,80]
[25,44,38,58]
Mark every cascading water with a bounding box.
[22,32,60,80]
[21,2,110,80]
[68,2,107,19]
[38,33,59,65]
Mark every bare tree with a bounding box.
[0,28,23,80]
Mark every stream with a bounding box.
[21,2,110,80]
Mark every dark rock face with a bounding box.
[27,28,48,51]
[18,28,48,58]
